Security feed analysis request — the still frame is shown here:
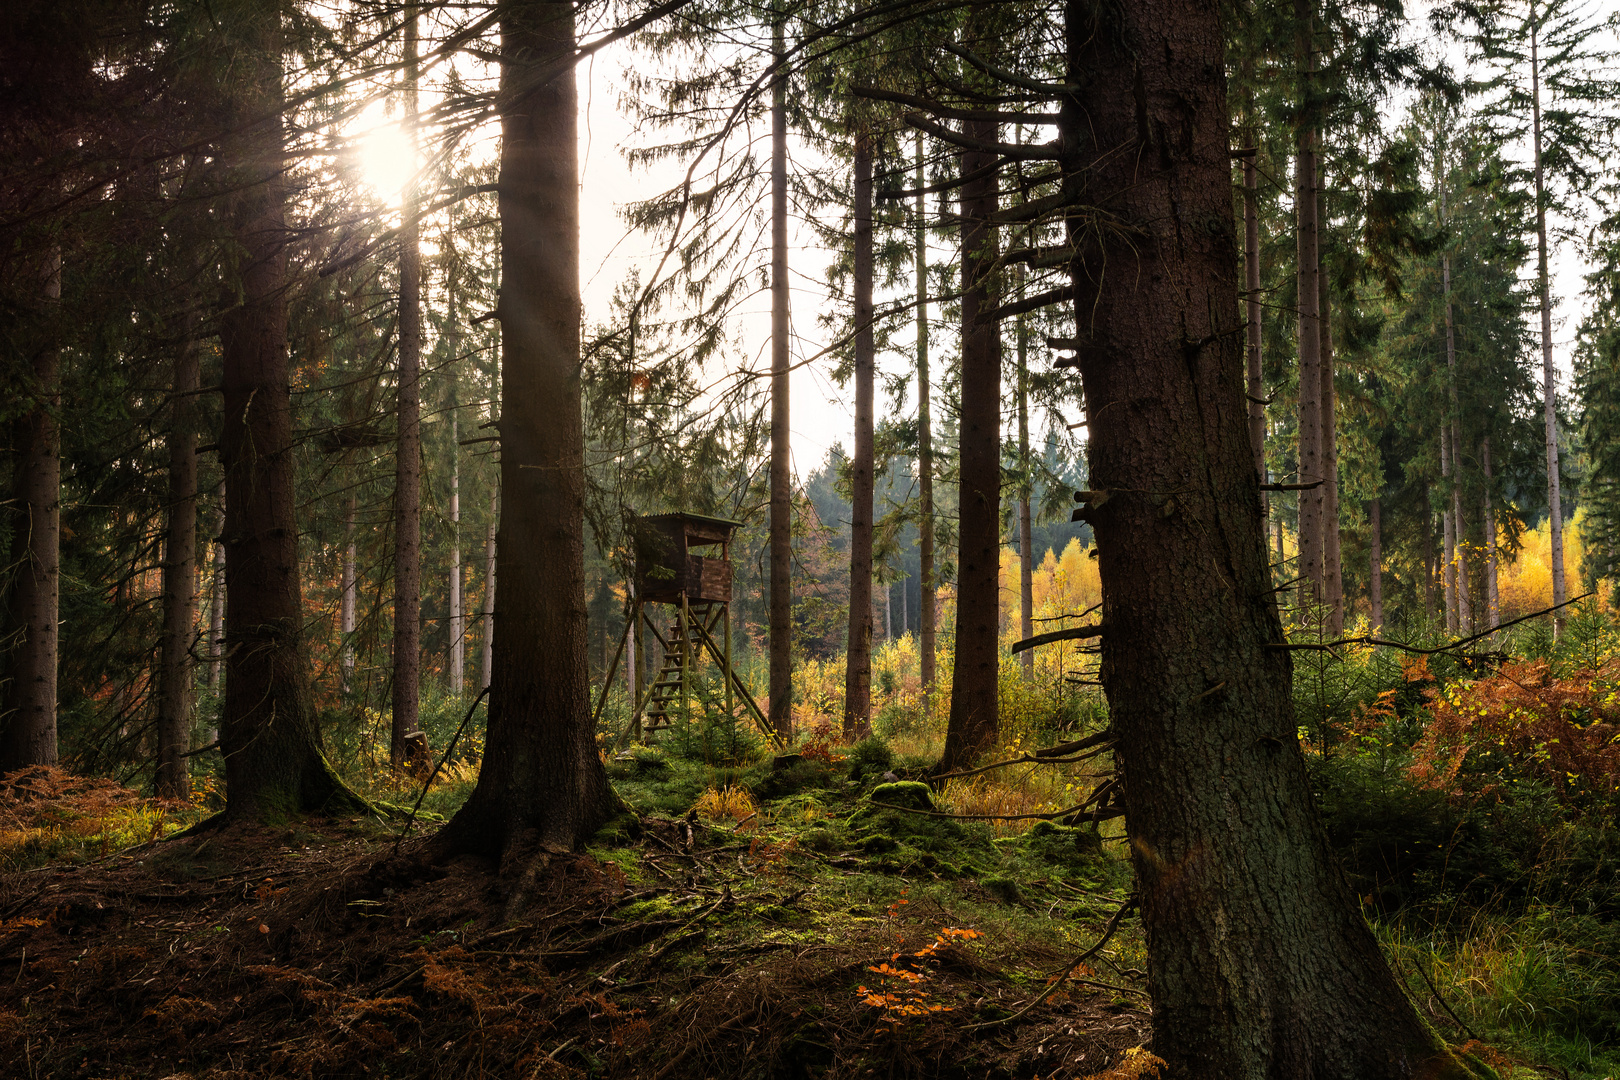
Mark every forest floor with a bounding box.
[0,753,1160,1080]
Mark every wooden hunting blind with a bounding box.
[595,513,780,749]
[631,513,735,604]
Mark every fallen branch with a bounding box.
[391,685,490,855]
[968,894,1140,1029]
[931,730,1114,783]
[1266,593,1593,656]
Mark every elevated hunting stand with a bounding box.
[598,513,780,749]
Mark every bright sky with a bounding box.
[346,8,1620,488]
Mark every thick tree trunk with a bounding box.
[216,9,355,822]
[341,492,357,693]
[1369,497,1383,628]
[2,248,62,770]
[939,111,1000,774]
[482,485,497,691]
[1064,1,1467,1074]
[432,0,616,861]
[1294,0,1325,613]
[843,131,875,741]
[915,135,937,700]
[157,319,200,799]
[1016,272,1034,678]
[393,6,422,766]
[767,4,793,740]
[449,410,464,695]
[1530,18,1566,635]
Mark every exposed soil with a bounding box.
[0,814,1151,1079]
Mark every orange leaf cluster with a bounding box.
[854,925,983,1028]
[1408,659,1620,805]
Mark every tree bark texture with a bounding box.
[1530,17,1566,635]
[393,6,422,765]
[1062,1,1464,1074]
[157,318,200,799]
[434,0,617,860]
[1294,0,1325,612]
[216,9,352,821]
[915,134,937,699]
[2,247,62,770]
[843,131,875,741]
[768,3,793,740]
[939,112,1000,775]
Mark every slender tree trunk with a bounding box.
[1244,139,1265,494]
[1294,0,1325,613]
[1319,265,1342,634]
[1369,497,1383,628]
[157,316,200,799]
[1441,428,1457,633]
[1530,14,1566,635]
[1017,270,1035,677]
[341,492,357,693]
[392,5,422,764]
[884,581,892,642]
[449,410,464,695]
[482,484,497,691]
[1483,437,1499,628]
[1453,430,1471,635]
[215,8,355,821]
[2,247,62,770]
[1445,427,1458,637]
[209,502,225,691]
[939,107,1001,774]
[768,2,793,740]
[843,131,875,741]
[1065,2,1468,1073]
[1424,502,1438,622]
[915,134,937,701]
[433,0,616,863]
[899,570,908,637]
[1441,175,1469,636]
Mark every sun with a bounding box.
[350,101,418,206]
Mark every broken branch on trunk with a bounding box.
[943,41,1078,98]
[851,84,1059,125]
[1011,623,1104,654]
[902,112,1061,160]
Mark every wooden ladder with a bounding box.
[642,602,714,732]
